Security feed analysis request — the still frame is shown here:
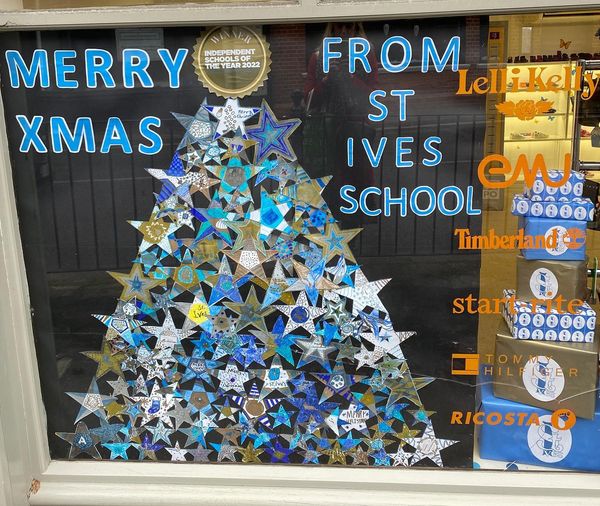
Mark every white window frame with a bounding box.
[1,2,600,504]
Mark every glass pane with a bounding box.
[0,14,598,472]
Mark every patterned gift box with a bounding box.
[519,216,587,261]
[512,195,594,222]
[477,376,600,471]
[502,289,595,343]
[524,169,584,202]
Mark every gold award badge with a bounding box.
[193,26,271,99]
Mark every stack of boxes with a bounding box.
[478,169,600,471]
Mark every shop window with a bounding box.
[0,13,599,473]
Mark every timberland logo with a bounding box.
[454,227,585,252]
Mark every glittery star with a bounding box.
[224,247,275,282]
[296,335,336,369]
[402,421,457,467]
[56,422,101,459]
[247,191,293,241]
[286,259,338,305]
[239,443,264,463]
[82,339,126,378]
[225,286,275,334]
[247,101,301,162]
[166,441,189,461]
[323,441,347,465]
[306,223,361,263]
[103,442,131,460]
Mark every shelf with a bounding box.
[504,138,571,143]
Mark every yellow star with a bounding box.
[108,263,164,305]
[325,442,347,465]
[82,339,125,379]
[305,223,361,263]
[240,444,264,463]
[105,401,126,420]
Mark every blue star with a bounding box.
[103,442,131,460]
[271,405,293,428]
[247,101,300,163]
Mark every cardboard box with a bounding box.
[516,255,589,304]
[492,318,599,419]
[512,195,594,222]
[519,216,587,261]
[478,377,600,471]
[502,289,595,343]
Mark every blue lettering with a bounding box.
[437,186,464,216]
[157,48,188,88]
[54,50,78,89]
[381,36,412,73]
[363,137,387,168]
[339,185,358,214]
[322,37,342,73]
[16,115,47,152]
[422,36,460,73]
[349,37,371,74]
[139,116,162,155]
[50,116,95,153]
[410,186,436,216]
[395,137,413,168]
[122,49,152,88]
[359,187,381,216]
[368,90,388,122]
[85,49,115,88]
[390,90,415,121]
[423,136,442,166]
[6,50,49,88]
[101,117,132,153]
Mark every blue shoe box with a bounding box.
[519,216,587,261]
[477,376,600,471]
[524,169,585,202]
[512,195,594,222]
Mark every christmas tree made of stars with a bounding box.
[57,98,456,466]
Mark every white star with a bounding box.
[403,421,457,467]
[143,311,195,350]
[275,291,326,335]
[217,363,249,393]
[335,268,390,315]
[166,441,188,462]
[204,99,259,139]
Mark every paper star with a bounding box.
[239,443,264,463]
[224,247,275,282]
[166,441,189,462]
[103,442,131,460]
[275,291,326,335]
[173,101,215,149]
[67,378,114,423]
[108,263,164,306]
[335,269,390,315]
[142,310,195,350]
[402,421,457,467]
[225,286,275,333]
[82,339,126,378]
[306,223,361,263]
[204,99,259,139]
[247,101,300,162]
[56,422,101,459]
[296,335,336,369]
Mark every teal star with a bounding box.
[271,405,293,428]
